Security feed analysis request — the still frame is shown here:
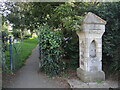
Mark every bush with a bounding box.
[2,31,9,51]
[38,25,65,76]
[62,30,79,69]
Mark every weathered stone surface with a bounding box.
[67,78,118,88]
[76,12,106,82]
[77,68,105,82]
[83,12,106,24]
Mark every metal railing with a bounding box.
[2,36,22,72]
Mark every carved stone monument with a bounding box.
[76,12,106,82]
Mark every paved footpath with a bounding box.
[5,46,67,88]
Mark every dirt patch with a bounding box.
[2,73,16,88]
[40,72,70,88]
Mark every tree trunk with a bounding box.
[30,29,33,37]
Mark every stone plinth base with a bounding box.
[77,68,105,82]
[67,79,118,88]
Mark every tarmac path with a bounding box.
[4,46,67,88]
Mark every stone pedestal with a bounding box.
[77,68,105,82]
[76,12,106,82]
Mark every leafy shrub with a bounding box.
[2,31,9,51]
[62,31,79,69]
[38,25,65,76]
[51,3,83,69]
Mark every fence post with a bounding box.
[0,14,2,69]
[9,36,13,71]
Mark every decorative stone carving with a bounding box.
[76,12,106,82]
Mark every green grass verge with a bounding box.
[20,38,38,63]
[4,38,38,72]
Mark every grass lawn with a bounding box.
[20,38,38,63]
[5,38,38,72]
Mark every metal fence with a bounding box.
[2,36,22,72]
[12,37,22,70]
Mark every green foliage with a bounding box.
[62,16,83,31]
[59,2,120,74]
[0,40,2,68]
[2,30,9,52]
[4,2,120,74]
[49,3,83,69]
[20,38,38,63]
[54,3,76,19]
[96,80,103,84]
[4,38,38,72]
[50,3,84,31]
[92,2,120,74]
[24,35,31,39]
[12,29,21,38]
[24,32,32,39]
[52,2,120,74]
[38,25,65,76]
[5,2,62,31]
[42,3,81,70]
[62,31,79,69]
